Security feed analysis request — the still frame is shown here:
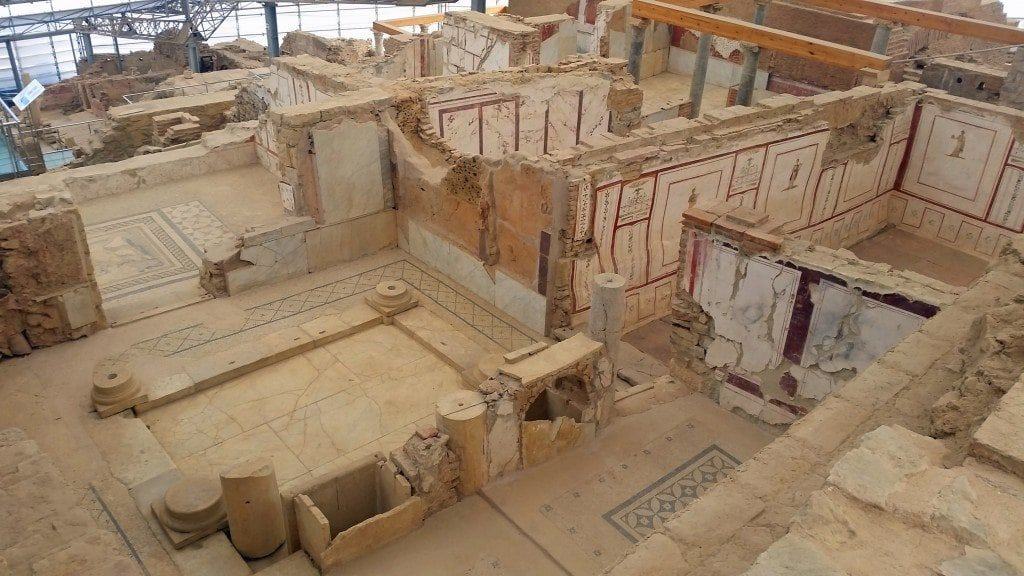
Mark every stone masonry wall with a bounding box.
[75,90,237,166]
[609,234,1024,576]
[672,204,958,427]
[0,191,106,357]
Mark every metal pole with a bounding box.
[471,0,485,13]
[81,33,94,64]
[735,44,759,106]
[187,36,200,72]
[112,36,123,73]
[264,2,280,57]
[6,41,21,91]
[688,31,713,118]
[870,21,891,54]
[627,20,646,83]
[735,1,768,106]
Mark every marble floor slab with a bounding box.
[141,325,465,484]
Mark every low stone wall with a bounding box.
[920,57,1006,104]
[75,90,238,166]
[281,31,372,66]
[672,203,958,426]
[0,191,106,357]
[609,235,1024,576]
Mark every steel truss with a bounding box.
[0,0,454,44]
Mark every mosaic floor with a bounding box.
[601,444,739,543]
[140,324,465,485]
[481,395,774,575]
[86,201,235,324]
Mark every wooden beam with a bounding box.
[372,21,405,35]
[646,0,716,8]
[633,0,890,70]
[796,0,1024,45]
[374,6,507,35]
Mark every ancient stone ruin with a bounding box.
[3,1,1024,575]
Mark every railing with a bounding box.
[121,70,271,104]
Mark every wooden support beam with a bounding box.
[647,0,717,8]
[373,6,507,35]
[633,0,890,70]
[372,21,405,35]
[796,0,1024,45]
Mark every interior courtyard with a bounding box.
[2,0,1024,574]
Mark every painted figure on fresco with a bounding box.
[948,129,967,159]
[784,158,803,190]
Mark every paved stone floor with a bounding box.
[339,395,775,576]
[0,248,540,576]
[850,227,989,287]
[141,325,465,485]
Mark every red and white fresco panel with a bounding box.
[648,156,732,279]
[480,100,518,156]
[546,90,582,150]
[880,139,907,192]
[987,166,1024,232]
[730,146,766,193]
[835,149,885,213]
[616,177,656,226]
[612,220,650,290]
[570,252,598,313]
[578,85,611,141]
[592,182,621,273]
[438,107,482,155]
[810,164,845,225]
[902,104,1012,218]
[756,130,828,232]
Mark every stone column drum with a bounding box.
[436,390,488,497]
[587,273,626,362]
[220,458,287,558]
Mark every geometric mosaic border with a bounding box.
[87,212,201,299]
[126,258,536,358]
[602,445,740,544]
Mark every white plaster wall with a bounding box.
[400,217,547,334]
[668,46,768,90]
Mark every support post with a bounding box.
[735,43,760,106]
[112,36,123,73]
[6,41,21,91]
[688,31,713,118]
[263,2,280,58]
[870,20,892,54]
[471,0,486,13]
[373,31,383,56]
[81,33,94,63]
[735,1,768,107]
[627,18,647,83]
[187,36,200,72]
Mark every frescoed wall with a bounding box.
[677,229,947,425]
[890,96,1024,259]
[426,80,613,157]
[567,108,905,329]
